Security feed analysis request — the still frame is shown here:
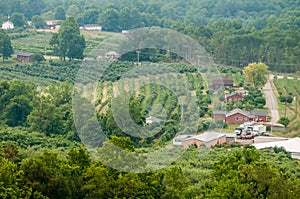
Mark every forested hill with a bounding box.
[1,0,300,27]
[1,0,300,71]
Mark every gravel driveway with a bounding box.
[262,78,280,123]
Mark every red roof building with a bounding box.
[213,108,268,124]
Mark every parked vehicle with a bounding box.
[253,125,266,135]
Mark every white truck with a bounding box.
[253,125,266,136]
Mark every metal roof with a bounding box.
[253,137,300,154]
[184,132,226,142]
[225,92,244,98]
[16,52,34,57]
[226,108,252,117]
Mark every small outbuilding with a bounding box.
[16,52,34,62]
[225,92,244,103]
[212,76,233,90]
[105,51,121,59]
[82,24,102,31]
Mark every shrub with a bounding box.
[278,117,290,127]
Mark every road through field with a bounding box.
[262,77,280,123]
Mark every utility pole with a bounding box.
[296,95,298,114]
[137,49,140,64]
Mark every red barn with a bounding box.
[225,92,244,103]
[16,52,34,62]
[212,108,268,124]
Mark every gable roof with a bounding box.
[213,110,226,115]
[226,92,244,99]
[212,76,233,85]
[250,110,268,117]
[226,108,252,117]
[16,52,34,57]
[212,108,269,119]
[2,21,14,25]
[106,51,120,56]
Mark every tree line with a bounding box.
[2,0,300,71]
[1,138,300,198]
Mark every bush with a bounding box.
[278,117,290,127]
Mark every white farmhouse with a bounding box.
[1,21,14,30]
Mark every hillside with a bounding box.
[1,1,300,198]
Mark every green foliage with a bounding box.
[0,156,30,198]
[0,30,14,62]
[278,117,290,127]
[31,15,45,29]
[11,13,27,28]
[28,81,74,136]
[0,80,34,127]
[202,148,300,199]
[50,17,85,61]
[279,95,293,103]
[54,6,66,20]
[32,53,46,63]
[243,62,269,88]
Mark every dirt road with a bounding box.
[262,77,280,123]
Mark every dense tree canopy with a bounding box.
[50,17,86,61]
[243,62,269,88]
[0,30,13,62]
[10,12,27,27]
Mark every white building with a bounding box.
[1,21,14,30]
[105,51,121,59]
[83,24,102,31]
[145,116,161,125]
[253,137,300,159]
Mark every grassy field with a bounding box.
[272,75,300,137]
[10,29,115,56]
[0,29,117,85]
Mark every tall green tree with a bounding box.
[31,15,45,29]
[98,8,120,32]
[50,17,85,61]
[11,12,27,27]
[28,82,74,135]
[0,30,13,62]
[55,6,66,20]
[0,80,34,126]
[243,62,269,88]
